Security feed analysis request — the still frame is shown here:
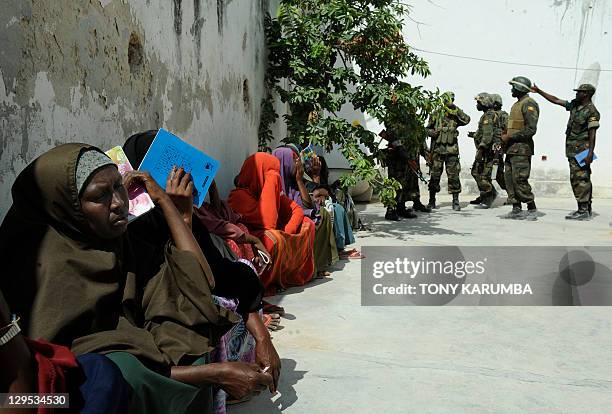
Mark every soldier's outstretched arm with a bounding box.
[455,108,471,126]
[532,84,566,107]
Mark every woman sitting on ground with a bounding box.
[272,146,339,276]
[228,153,315,295]
[194,181,285,324]
[304,156,362,259]
[0,143,273,413]
[123,131,281,411]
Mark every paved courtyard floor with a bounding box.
[230,196,612,414]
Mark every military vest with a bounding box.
[436,117,458,145]
[507,101,525,138]
[506,96,537,156]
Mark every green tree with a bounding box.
[259,0,446,207]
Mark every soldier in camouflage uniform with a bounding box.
[532,83,600,220]
[491,94,508,192]
[404,138,431,213]
[380,128,416,221]
[501,76,539,221]
[426,92,471,211]
[467,93,498,208]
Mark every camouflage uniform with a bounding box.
[385,137,412,207]
[563,98,600,204]
[504,94,539,205]
[427,107,471,194]
[403,140,428,202]
[471,95,498,199]
[491,94,508,190]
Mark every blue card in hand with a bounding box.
[574,149,597,167]
[137,128,219,207]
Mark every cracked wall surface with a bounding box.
[0,0,276,219]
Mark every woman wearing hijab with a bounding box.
[122,131,281,412]
[272,146,339,276]
[304,156,362,259]
[0,143,273,413]
[227,153,315,295]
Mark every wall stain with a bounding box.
[172,0,182,36]
[217,0,224,35]
[20,105,34,160]
[191,0,205,74]
[1,0,269,218]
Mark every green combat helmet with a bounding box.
[491,93,503,107]
[474,92,494,108]
[509,76,532,93]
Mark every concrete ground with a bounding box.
[229,196,612,414]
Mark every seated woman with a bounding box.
[196,181,267,270]
[272,146,338,276]
[305,156,362,259]
[194,181,284,325]
[0,143,273,414]
[227,153,315,295]
[122,131,281,411]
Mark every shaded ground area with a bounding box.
[229,196,612,413]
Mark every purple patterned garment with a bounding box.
[210,260,259,414]
[272,146,316,218]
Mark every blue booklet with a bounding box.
[575,149,597,167]
[137,128,219,207]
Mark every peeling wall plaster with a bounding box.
[0,0,278,219]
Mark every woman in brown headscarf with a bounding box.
[0,143,272,413]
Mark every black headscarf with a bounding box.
[123,131,264,314]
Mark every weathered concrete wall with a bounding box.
[0,0,276,219]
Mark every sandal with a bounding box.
[262,313,281,331]
[339,250,365,259]
[315,270,332,279]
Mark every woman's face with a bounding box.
[80,165,129,239]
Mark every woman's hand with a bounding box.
[255,337,281,393]
[294,157,305,182]
[123,171,168,205]
[166,166,194,227]
[309,156,321,179]
[216,362,273,400]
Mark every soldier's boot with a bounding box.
[452,193,461,211]
[505,203,522,219]
[565,202,581,219]
[479,188,498,209]
[413,199,431,213]
[566,202,590,221]
[385,208,401,221]
[469,196,482,205]
[523,202,538,221]
[397,204,417,219]
[427,191,437,210]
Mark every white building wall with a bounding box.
[393,0,611,196]
[0,0,279,220]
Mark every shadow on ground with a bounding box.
[359,207,474,239]
[227,358,307,413]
